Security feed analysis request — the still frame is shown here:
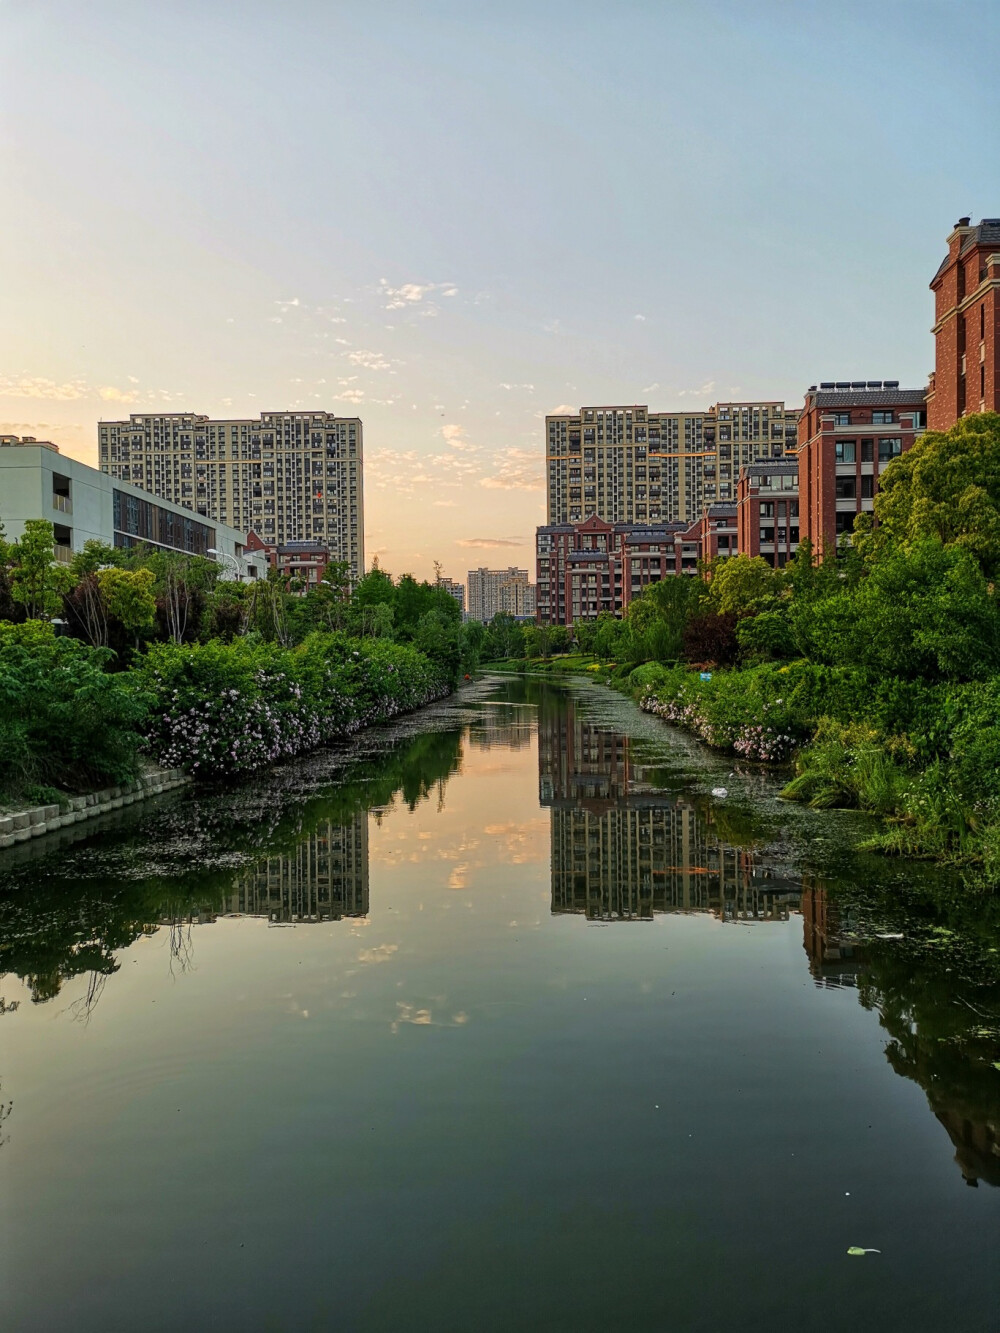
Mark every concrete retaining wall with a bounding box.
[0,768,190,851]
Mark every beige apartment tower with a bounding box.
[466,566,532,623]
[545,402,799,526]
[99,411,363,580]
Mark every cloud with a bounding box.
[345,348,398,372]
[378,279,458,310]
[456,537,525,549]
[498,382,535,392]
[677,379,716,399]
[642,382,660,394]
[0,375,90,401]
[98,385,141,403]
[480,447,544,492]
[358,943,398,965]
[441,423,477,452]
[547,403,577,415]
[634,314,647,321]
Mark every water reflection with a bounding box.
[803,882,1000,1188]
[539,696,798,922]
[0,678,998,1195]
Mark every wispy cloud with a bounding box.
[634,313,647,322]
[456,536,525,549]
[441,423,477,452]
[481,447,544,491]
[377,279,458,310]
[677,379,716,399]
[0,375,89,401]
[498,382,535,392]
[345,348,398,372]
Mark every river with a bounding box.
[1,675,998,1332]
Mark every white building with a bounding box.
[0,439,259,576]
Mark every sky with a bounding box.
[2,0,998,581]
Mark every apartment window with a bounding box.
[834,412,851,426]
[872,411,894,425]
[835,441,856,463]
[759,502,775,517]
[861,475,874,499]
[835,477,857,499]
[860,439,874,462]
[878,438,902,462]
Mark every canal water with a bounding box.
[1,676,998,1332]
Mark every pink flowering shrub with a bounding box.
[639,662,808,764]
[133,633,449,780]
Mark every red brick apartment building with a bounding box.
[536,515,703,626]
[928,217,1000,430]
[736,461,800,566]
[245,533,334,589]
[796,382,926,555]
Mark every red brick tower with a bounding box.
[928,217,1000,431]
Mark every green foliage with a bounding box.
[874,411,1000,578]
[96,567,158,644]
[482,612,525,661]
[705,554,784,616]
[10,519,70,620]
[133,632,449,779]
[0,621,146,798]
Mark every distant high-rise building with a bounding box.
[98,411,364,580]
[466,566,530,622]
[928,216,1000,430]
[545,402,799,527]
[499,573,536,619]
[437,575,466,617]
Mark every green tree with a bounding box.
[874,411,1000,578]
[706,554,784,616]
[96,567,157,649]
[10,520,70,620]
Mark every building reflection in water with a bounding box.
[539,700,798,923]
[802,882,1000,1189]
[227,815,369,923]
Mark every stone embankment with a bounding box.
[0,767,190,850]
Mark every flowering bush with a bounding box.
[133,632,450,780]
[639,662,808,764]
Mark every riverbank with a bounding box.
[0,765,190,851]
[481,655,999,876]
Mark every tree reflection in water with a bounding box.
[0,682,998,1189]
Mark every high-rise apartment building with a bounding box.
[928,217,1000,431]
[98,411,364,580]
[437,576,466,617]
[545,402,798,527]
[466,566,531,622]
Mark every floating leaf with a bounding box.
[847,1247,881,1256]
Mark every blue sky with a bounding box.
[2,0,997,577]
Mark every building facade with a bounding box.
[545,401,799,528]
[437,576,466,617]
[498,574,536,619]
[536,515,702,626]
[735,461,800,567]
[98,411,363,580]
[0,439,250,567]
[928,217,1000,431]
[796,383,926,555]
[466,566,530,622]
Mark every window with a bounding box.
[759,526,775,543]
[834,412,851,426]
[760,501,774,517]
[835,441,856,463]
[860,439,873,462]
[835,476,856,499]
[861,475,874,498]
[878,438,902,462]
[872,411,894,425]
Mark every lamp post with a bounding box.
[207,548,242,582]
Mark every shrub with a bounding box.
[0,621,146,797]
[133,632,449,779]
